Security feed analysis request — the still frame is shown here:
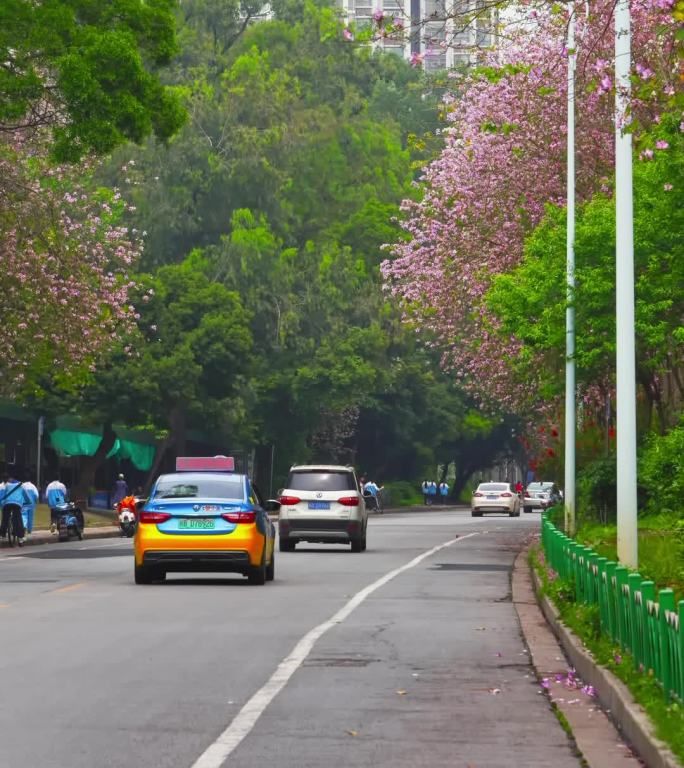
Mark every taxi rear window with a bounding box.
[287,471,356,492]
[153,475,244,500]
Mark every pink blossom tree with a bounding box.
[0,139,142,400]
[382,0,679,422]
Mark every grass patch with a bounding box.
[574,514,684,601]
[530,545,684,763]
[32,503,115,530]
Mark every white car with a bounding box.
[276,465,368,552]
[471,482,521,517]
[523,482,562,512]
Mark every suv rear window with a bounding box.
[287,471,356,492]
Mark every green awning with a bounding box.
[48,430,156,471]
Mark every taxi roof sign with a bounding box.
[176,456,235,472]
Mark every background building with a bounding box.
[338,0,497,69]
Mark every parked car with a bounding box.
[523,481,562,512]
[276,465,368,552]
[471,482,521,517]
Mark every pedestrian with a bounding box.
[46,476,68,533]
[364,479,384,513]
[21,475,39,536]
[112,473,129,508]
[439,480,449,505]
[427,479,438,505]
[0,473,27,545]
[421,479,429,505]
[358,476,366,493]
[515,480,523,498]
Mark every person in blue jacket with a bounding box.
[0,473,28,545]
[21,475,39,536]
[46,476,68,532]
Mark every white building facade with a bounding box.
[338,0,497,70]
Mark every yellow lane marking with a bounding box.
[50,582,86,595]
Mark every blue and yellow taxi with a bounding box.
[134,456,276,585]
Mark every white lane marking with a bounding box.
[191,532,478,768]
[0,556,26,564]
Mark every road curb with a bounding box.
[527,549,682,768]
[16,526,122,549]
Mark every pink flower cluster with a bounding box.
[382,0,678,419]
[0,138,142,397]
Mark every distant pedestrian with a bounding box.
[439,480,449,504]
[46,476,68,532]
[515,480,523,497]
[112,474,129,508]
[22,475,39,535]
[427,480,438,505]
[421,479,429,505]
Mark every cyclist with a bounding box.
[364,479,384,513]
[0,473,28,546]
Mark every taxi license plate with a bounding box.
[308,502,330,510]
[179,518,215,530]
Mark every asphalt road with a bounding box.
[0,509,581,768]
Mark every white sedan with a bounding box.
[471,482,521,517]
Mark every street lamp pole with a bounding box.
[564,2,577,536]
[615,0,638,568]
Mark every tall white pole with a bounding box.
[564,3,576,536]
[615,0,638,568]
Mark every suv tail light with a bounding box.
[501,492,513,498]
[138,511,171,524]
[338,496,359,506]
[222,511,256,524]
[279,495,301,506]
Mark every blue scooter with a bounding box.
[55,502,85,542]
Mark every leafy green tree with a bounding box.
[487,141,684,432]
[1,0,185,160]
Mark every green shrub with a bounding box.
[577,456,617,523]
[383,480,422,507]
[639,422,684,517]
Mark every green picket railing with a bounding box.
[541,513,684,704]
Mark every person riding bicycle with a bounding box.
[0,473,28,546]
[363,480,384,513]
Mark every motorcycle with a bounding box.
[55,501,85,542]
[117,495,140,537]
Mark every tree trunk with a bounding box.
[143,405,186,494]
[73,422,117,506]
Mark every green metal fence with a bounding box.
[541,513,684,704]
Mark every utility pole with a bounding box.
[564,3,577,536]
[615,0,638,568]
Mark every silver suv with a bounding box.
[276,465,367,552]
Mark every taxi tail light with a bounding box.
[138,511,171,524]
[222,511,256,524]
[338,496,359,506]
[501,492,513,498]
[278,495,301,506]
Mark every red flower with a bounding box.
[546,448,555,457]
[550,428,559,437]
[608,427,616,439]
